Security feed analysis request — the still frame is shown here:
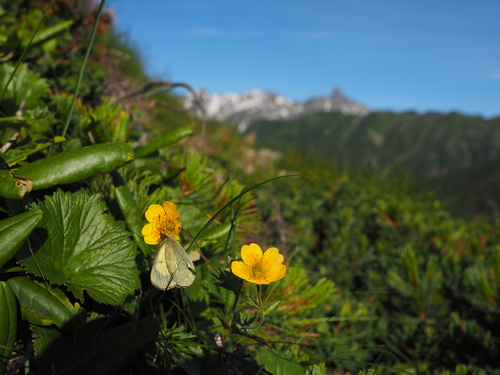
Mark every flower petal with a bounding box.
[141,223,154,235]
[231,261,253,281]
[232,243,287,284]
[240,243,263,267]
[142,223,162,245]
[260,247,286,283]
[264,264,287,283]
[163,201,180,220]
[249,277,271,285]
[261,247,284,266]
[145,204,165,223]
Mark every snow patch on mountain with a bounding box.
[185,88,370,131]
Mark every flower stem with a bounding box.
[240,284,265,330]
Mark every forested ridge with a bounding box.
[247,111,500,221]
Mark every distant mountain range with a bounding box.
[246,110,500,221]
[184,88,370,131]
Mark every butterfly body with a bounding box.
[151,236,196,290]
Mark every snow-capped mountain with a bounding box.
[185,88,370,131]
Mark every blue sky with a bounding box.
[110,0,500,118]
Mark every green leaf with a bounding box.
[20,20,73,49]
[0,170,33,199]
[20,191,140,305]
[113,110,130,142]
[7,276,85,328]
[264,300,281,316]
[0,282,17,375]
[451,364,471,375]
[33,317,160,375]
[0,209,42,268]
[256,349,304,375]
[86,99,121,143]
[31,324,62,355]
[133,125,192,158]
[0,116,55,136]
[2,136,66,167]
[86,100,130,143]
[0,27,19,62]
[198,221,233,243]
[111,170,151,255]
[0,62,49,115]
[14,141,135,190]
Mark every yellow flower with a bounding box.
[141,201,182,245]
[231,243,286,285]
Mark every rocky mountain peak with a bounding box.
[331,87,344,100]
[185,87,369,131]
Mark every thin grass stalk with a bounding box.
[61,0,107,138]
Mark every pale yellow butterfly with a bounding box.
[150,235,196,290]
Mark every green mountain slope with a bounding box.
[424,153,500,220]
[247,111,500,175]
[246,111,500,219]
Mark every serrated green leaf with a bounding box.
[0,282,17,375]
[14,141,134,190]
[33,317,160,375]
[7,276,85,328]
[0,169,33,199]
[20,190,140,305]
[133,125,192,158]
[0,209,42,267]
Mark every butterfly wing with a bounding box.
[165,237,196,289]
[150,239,171,289]
[151,236,196,290]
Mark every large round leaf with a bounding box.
[20,190,140,305]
